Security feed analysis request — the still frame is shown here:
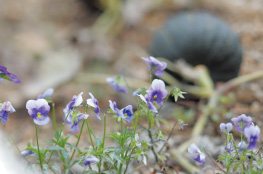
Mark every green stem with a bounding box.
[52,103,57,132]
[47,110,72,164]
[102,115,106,148]
[35,124,43,172]
[70,120,85,161]
[119,118,124,174]
[86,120,95,148]
[250,151,253,171]
[133,114,138,136]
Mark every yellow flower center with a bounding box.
[124,113,128,117]
[153,95,157,100]
[37,113,41,118]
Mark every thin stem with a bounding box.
[35,124,43,172]
[133,114,138,136]
[119,118,124,174]
[70,120,85,161]
[102,115,106,148]
[204,150,226,174]
[86,120,95,148]
[47,110,72,164]
[52,103,57,132]
[158,121,177,153]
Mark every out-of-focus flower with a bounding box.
[142,56,167,77]
[108,100,133,122]
[0,65,21,83]
[0,101,16,124]
[37,88,54,99]
[66,92,83,112]
[178,119,188,130]
[146,79,168,106]
[220,123,233,133]
[138,94,157,113]
[26,99,50,125]
[226,142,234,153]
[84,156,99,166]
[238,141,246,152]
[86,93,101,120]
[231,114,253,133]
[244,125,261,150]
[188,143,206,165]
[21,150,35,157]
[137,155,147,165]
[106,76,128,93]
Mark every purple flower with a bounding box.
[226,142,234,153]
[21,150,35,157]
[0,101,16,124]
[66,92,83,112]
[146,79,168,106]
[142,56,167,77]
[137,155,147,165]
[178,120,188,130]
[138,94,158,113]
[106,76,128,93]
[238,141,246,152]
[64,111,89,133]
[231,114,253,133]
[86,93,101,120]
[188,143,205,165]
[220,123,233,133]
[0,65,21,83]
[109,100,133,122]
[244,125,261,150]
[37,88,54,99]
[84,156,99,166]
[26,99,50,125]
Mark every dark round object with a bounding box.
[148,11,243,82]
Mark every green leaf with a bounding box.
[61,150,70,166]
[44,139,56,144]
[83,170,98,174]
[42,164,49,171]
[96,138,102,148]
[102,154,114,165]
[45,146,64,151]
[110,152,124,164]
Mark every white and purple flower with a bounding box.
[106,76,128,93]
[226,142,234,153]
[137,155,147,165]
[142,56,167,77]
[146,79,168,106]
[26,99,50,125]
[138,94,157,113]
[109,100,133,123]
[86,93,101,120]
[37,88,54,99]
[238,141,246,152]
[64,111,89,133]
[66,92,83,111]
[244,125,261,150]
[219,123,233,133]
[0,101,16,125]
[21,150,35,157]
[231,114,253,133]
[84,156,99,166]
[0,65,21,83]
[188,143,206,165]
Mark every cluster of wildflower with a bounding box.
[188,114,262,172]
[2,57,187,173]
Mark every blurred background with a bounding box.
[0,0,263,173]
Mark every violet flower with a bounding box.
[219,123,233,133]
[226,142,234,153]
[0,101,16,124]
[146,79,168,106]
[106,76,128,93]
[138,94,157,113]
[244,125,261,150]
[0,65,21,83]
[64,111,89,133]
[21,150,35,157]
[86,93,101,120]
[26,99,50,125]
[109,100,133,122]
[238,141,246,152]
[188,143,206,165]
[37,88,54,99]
[137,155,147,165]
[66,92,83,111]
[142,56,167,77]
[231,114,253,133]
[84,156,99,166]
